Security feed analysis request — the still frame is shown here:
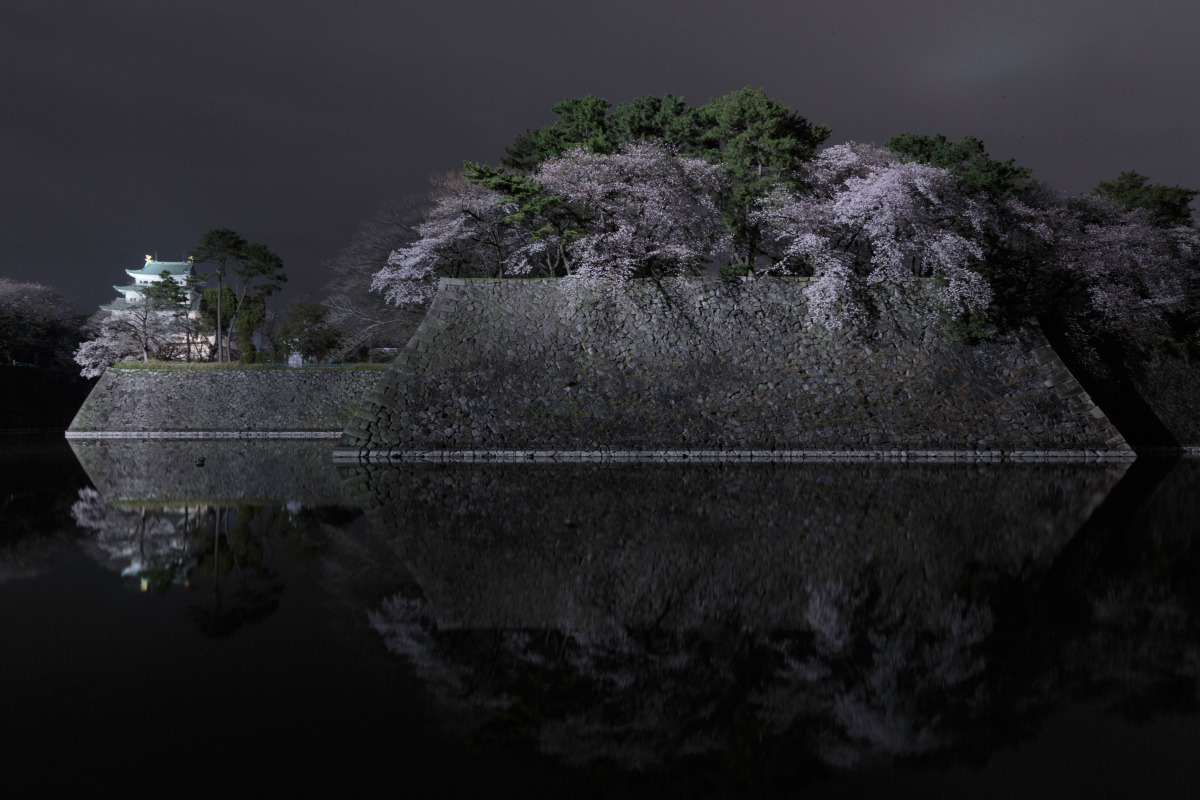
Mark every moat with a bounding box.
[2,433,1198,797]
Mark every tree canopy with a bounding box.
[884,133,1038,200]
[0,279,86,367]
[362,96,1200,375]
[74,272,189,375]
[374,144,730,305]
[190,229,247,362]
[1093,171,1197,228]
[190,230,286,362]
[279,300,340,362]
[494,89,829,266]
[321,196,429,361]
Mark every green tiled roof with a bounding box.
[100,298,136,312]
[125,260,195,277]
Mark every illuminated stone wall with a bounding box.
[68,367,381,434]
[339,277,1129,455]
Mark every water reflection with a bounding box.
[68,438,350,504]
[345,461,1157,768]
[43,438,1200,788]
[71,488,197,589]
[0,434,92,582]
[67,487,361,636]
[345,462,1125,630]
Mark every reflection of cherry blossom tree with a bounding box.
[71,488,195,589]
[369,571,998,771]
[763,582,995,767]
[70,492,309,634]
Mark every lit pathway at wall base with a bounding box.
[66,431,343,439]
[332,448,1137,464]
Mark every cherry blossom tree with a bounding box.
[73,307,179,377]
[518,143,731,294]
[372,136,1196,361]
[73,275,186,376]
[371,172,522,309]
[754,143,996,331]
[73,316,140,378]
[374,142,729,304]
[372,144,731,305]
[755,143,1199,348]
[1031,194,1197,361]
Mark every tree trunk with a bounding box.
[216,271,224,362]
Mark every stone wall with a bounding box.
[339,277,1129,456]
[68,367,381,433]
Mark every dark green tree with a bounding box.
[1094,171,1198,228]
[278,300,341,362]
[490,89,829,269]
[233,296,267,362]
[140,270,191,308]
[200,286,236,360]
[142,270,204,361]
[502,95,616,170]
[884,133,1038,200]
[464,162,584,270]
[190,229,248,362]
[693,88,830,267]
[226,242,286,357]
[607,94,698,149]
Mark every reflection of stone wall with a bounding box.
[71,439,349,503]
[68,368,381,433]
[340,278,1128,454]
[345,461,1126,630]
[353,459,1195,773]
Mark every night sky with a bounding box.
[3,0,1197,311]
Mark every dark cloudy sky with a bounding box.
[3,0,1197,311]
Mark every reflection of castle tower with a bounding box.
[101,255,202,319]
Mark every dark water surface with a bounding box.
[2,434,1198,797]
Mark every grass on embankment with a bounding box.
[110,360,390,371]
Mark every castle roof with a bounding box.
[100,298,137,312]
[101,256,204,318]
[126,259,195,278]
